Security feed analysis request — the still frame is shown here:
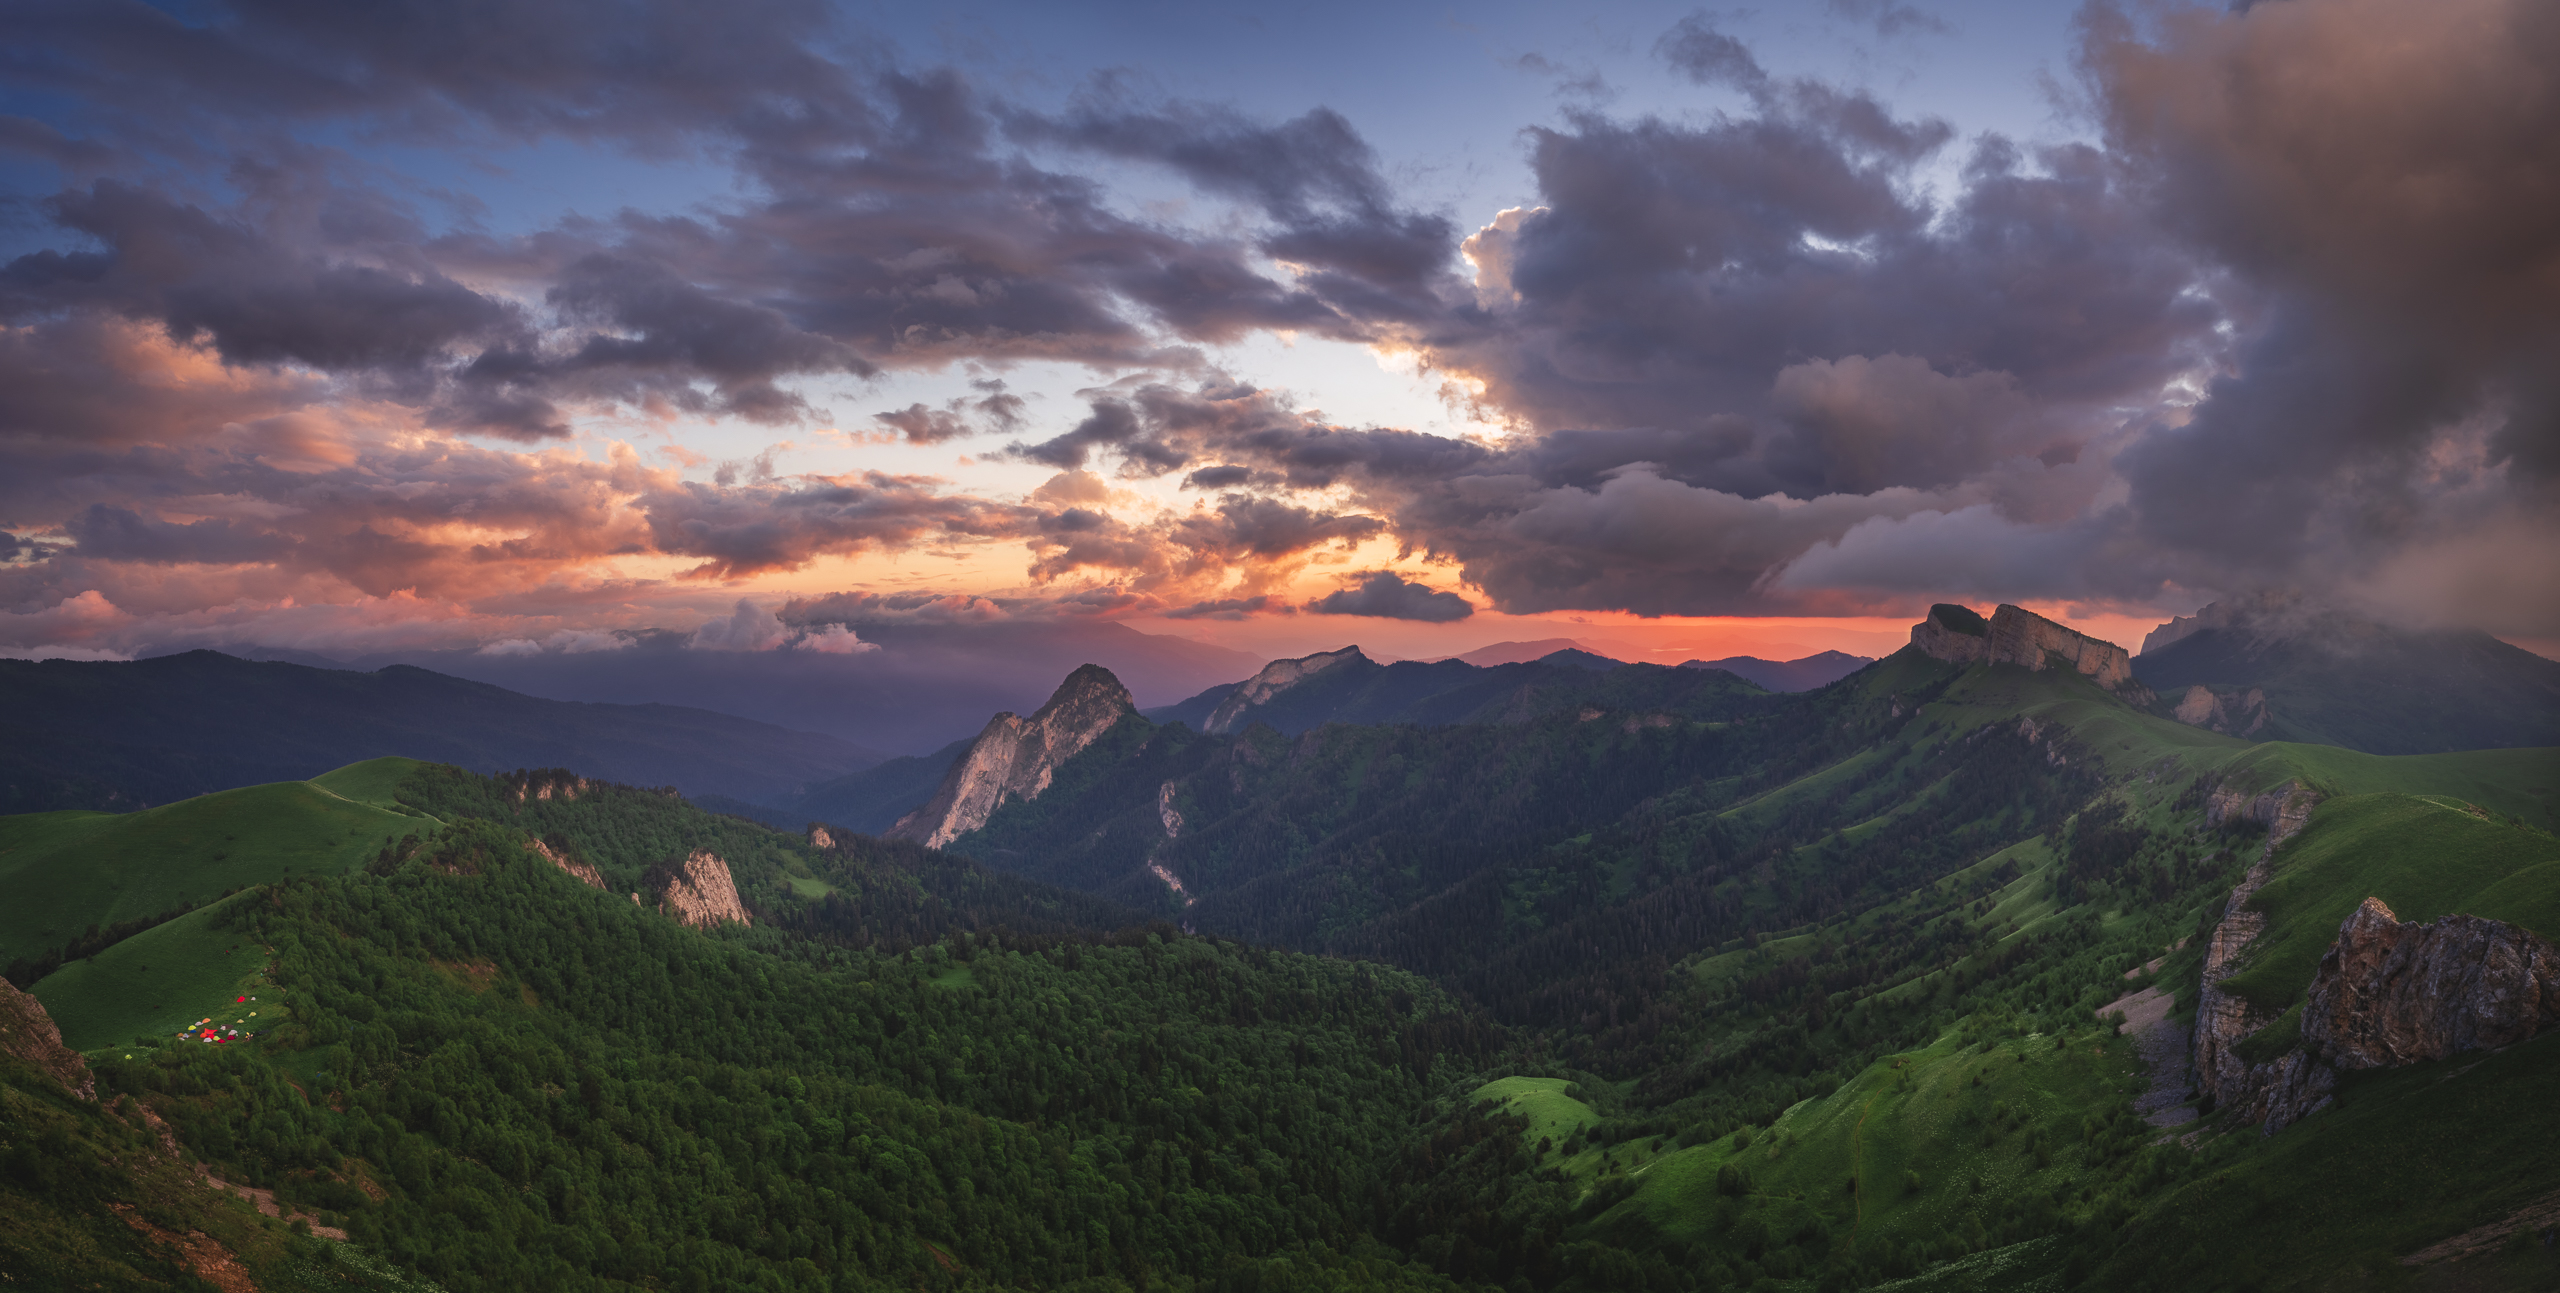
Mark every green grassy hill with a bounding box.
[0,765,427,975]
[31,891,282,1052]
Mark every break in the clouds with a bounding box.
[1,0,2554,657]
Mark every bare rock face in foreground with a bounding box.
[1910,603,2139,691]
[888,664,1139,849]
[658,850,751,929]
[0,975,94,1099]
[2303,897,2560,1068]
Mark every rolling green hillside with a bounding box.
[8,629,2557,1292]
[0,766,426,979]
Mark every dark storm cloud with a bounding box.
[1305,571,1474,622]
[1826,0,1954,40]
[5,0,862,149]
[1655,14,1770,91]
[64,504,295,565]
[7,0,2553,640]
[2080,0,2560,627]
[8,180,525,374]
[1008,98,1461,326]
[640,473,1039,582]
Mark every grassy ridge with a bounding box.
[2219,793,2560,1013]
[311,756,434,810]
[0,774,421,966]
[30,891,284,1051]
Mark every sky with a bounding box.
[3,0,2556,671]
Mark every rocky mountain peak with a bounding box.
[1204,647,1368,735]
[1909,603,2137,690]
[887,664,1140,848]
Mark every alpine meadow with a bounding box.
[3,0,2559,1291]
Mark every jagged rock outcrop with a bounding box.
[2193,858,2558,1134]
[507,769,591,802]
[887,664,1139,849]
[1,975,94,1099]
[2303,898,2560,1067]
[1910,603,2139,691]
[1203,647,1366,734]
[2192,780,2322,1118]
[528,836,606,889]
[656,850,751,928]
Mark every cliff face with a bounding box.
[1203,647,1366,735]
[2303,898,2560,1067]
[888,664,1139,849]
[1910,603,2138,691]
[2192,780,2322,1119]
[658,850,751,929]
[1,975,94,1099]
[2193,863,2557,1134]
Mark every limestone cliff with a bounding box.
[656,850,751,928]
[1,974,94,1099]
[1203,647,1366,735]
[1910,603,2139,691]
[2303,898,2560,1068]
[887,664,1139,849]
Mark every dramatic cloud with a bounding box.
[2084,0,2560,629]
[2,0,2552,651]
[1306,571,1475,623]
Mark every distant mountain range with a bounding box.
[0,651,883,813]
[2134,594,2560,754]
[1679,649,1875,692]
[1145,644,1776,736]
[276,618,1263,756]
[775,645,1789,834]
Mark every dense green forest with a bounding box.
[7,641,2557,1291]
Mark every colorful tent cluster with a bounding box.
[182,1016,253,1045]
